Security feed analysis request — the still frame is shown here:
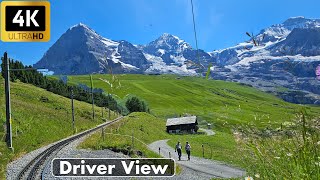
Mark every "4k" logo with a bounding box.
[1,1,50,42]
[12,9,41,28]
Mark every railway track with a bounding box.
[16,116,123,180]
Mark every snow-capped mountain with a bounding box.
[34,23,150,74]
[34,17,320,104]
[210,16,320,66]
[143,33,192,54]
[142,33,211,75]
[35,24,213,75]
[270,28,320,56]
[259,16,320,42]
[211,17,320,104]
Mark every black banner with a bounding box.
[5,6,46,31]
[52,158,175,177]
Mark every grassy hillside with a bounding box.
[0,78,117,179]
[80,112,169,158]
[68,74,320,130]
[75,74,320,169]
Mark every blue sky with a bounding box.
[1,0,320,65]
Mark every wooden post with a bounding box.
[131,130,134,149]
[169,152,171,158]
[202,144,204,158]
[102,128,105,141]
[71,88,75,132]
[102,107,104,118]
[108,108,111,120]
[90,75,95,120]
[159,147,161,155]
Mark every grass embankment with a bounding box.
[80,112,169,158]
[72,74,320,170]
[0,78,117,179]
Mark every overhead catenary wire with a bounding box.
[190,0,202,68]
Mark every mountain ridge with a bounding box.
[34,17,320,104]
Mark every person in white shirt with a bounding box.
[185,141,191,161]
[175,141,182,161]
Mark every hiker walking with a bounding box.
[185,141,191,161]
[175,141,182,161]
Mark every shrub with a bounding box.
[125,96,149,113]
[39,96,49,102]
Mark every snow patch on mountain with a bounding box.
[157,49,166,55]
[144,53,196,75]
[120,62,139,70]
[101,38,119,47]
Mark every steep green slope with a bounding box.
[68,74,320,130]
[0,78,116,179]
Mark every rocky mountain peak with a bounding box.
[144,33,191,54]
[281,16,320,30]
[254,17,320,43]
[69,23,91,30]
[154,33,184,46]
[282,16,308,26]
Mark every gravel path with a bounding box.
[148,139,246,179]
[199,128,215,136]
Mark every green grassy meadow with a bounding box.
[0,78,117,179]
[68,74,320,129]
[75,74,320,170]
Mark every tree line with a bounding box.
[1,58,150,115]
[1,58,120,113]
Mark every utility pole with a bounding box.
[3,52,13,149]
[90,75,95,120]
[71,87,75,132]
[2,52,46,149]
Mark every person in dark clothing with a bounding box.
[175,141,182,161]
[185,141,191,161]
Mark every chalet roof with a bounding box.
[166,116,197,126]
